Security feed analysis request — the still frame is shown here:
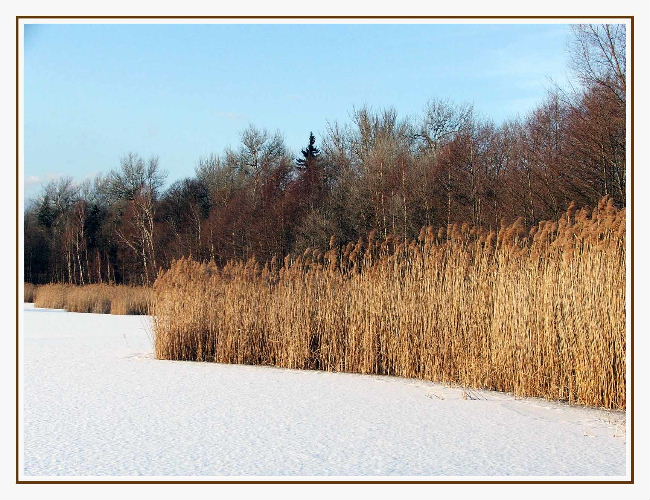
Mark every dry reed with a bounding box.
[34,283,71,310]
[24,283,37,303]
[152,197,625,409]
[34,283,152,315]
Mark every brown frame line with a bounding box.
[14,15,634,18]
[15,14,634,486]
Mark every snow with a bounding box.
[21,304,627,478]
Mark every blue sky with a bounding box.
[24,23,573,198]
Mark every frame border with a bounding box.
[15,14,635,485]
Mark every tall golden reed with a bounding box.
[33,283,152,315]
[24,283,37,303]
[151,197,624,409]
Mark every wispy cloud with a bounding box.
[25,175,43,187]
[24,173,62,187]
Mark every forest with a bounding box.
[23,24,626,286]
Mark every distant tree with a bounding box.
[570,24,626,104]
[108,154,167,284]
[23,29,629,286]
[418,99,473,153]
[297,132,321,169]
[567,24,626,205]
[159,178,211,260]
[295,132,326,214]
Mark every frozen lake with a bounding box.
[21,304,627,479]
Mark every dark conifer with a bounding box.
[296,132,320,169]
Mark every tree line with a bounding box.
[24,24,626,285]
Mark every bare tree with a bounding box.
[108,153,167,284]
[417,101,475,227]
[418,99,474,153]
[570,24,626,104]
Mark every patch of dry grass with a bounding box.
[109,286,152,315]
[34,283,151,315]
[153,197,626,409]
[34,283,70,310]
[24,283,37,303]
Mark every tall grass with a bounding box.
[152,197,624,409]
[24,283,37,303]
[33,283,152,315]
[33,283,70,309]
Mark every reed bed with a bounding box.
[33,283,152,315]
[154,197,626,409]
[24,283,37,303]
[33,283,70,310]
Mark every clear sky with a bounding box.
[24,22,573,198]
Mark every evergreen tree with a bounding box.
[296,132,321,169]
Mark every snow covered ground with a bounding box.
[21,304,627,479]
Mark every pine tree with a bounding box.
[295,132,325,215]
[296,132,321,169]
